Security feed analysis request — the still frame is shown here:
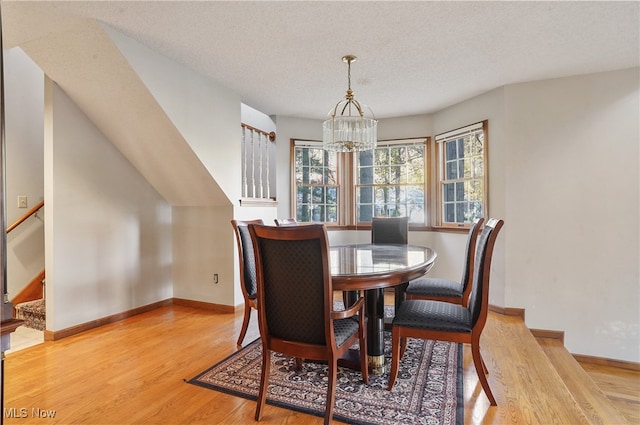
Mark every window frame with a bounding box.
[290,137,429,228]
[290,139,342,226]
[354,137,429,226]
[435,120,489,230]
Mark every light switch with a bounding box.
[18,196,27,208]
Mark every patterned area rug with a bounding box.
[188,334,462,425]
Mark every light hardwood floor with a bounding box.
[3,303,637,424]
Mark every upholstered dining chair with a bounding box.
[231,219,264,347]
[371,216,409,244]
[273,218,297,226]
[249,223,369,425]
[405,218,484,306]
[386,218,504,406]
[367,216,410,319]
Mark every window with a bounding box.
[293,140,339,223]
[292,138,427,225]
[292,123,487,230]
[436,121,487,227]
[356,139,426,223]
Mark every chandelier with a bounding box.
[322,55,377,152]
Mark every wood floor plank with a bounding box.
[2,304,633,424]
[578,362,640,424]
[473,313,590,424]
[538,338,630,425]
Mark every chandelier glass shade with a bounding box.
[323,55,377,152]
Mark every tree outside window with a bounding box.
[356,139,426,224]
[436,121,487,227]
[293,141,339,223]
[291,125,486,231]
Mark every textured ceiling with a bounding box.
[3,1,639,120]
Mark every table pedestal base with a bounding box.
[337,349,387,375]
[368,354,385,375]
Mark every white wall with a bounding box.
[5,48,45,298]
[44,79,172,331]
[432,87,508,305]
[433,69,639,362]
[104,25,239,204]
[503,69,639,362]
[106,26,262,307]
[172,206,233,304]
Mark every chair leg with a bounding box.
[236,304,252,347]
[342,290,360,308]
[255,348,271,420]
[387,330,401,390]
[324,359,338,425]
[394,282,408,312]
[400,335,408,359]
[471,335,497,406]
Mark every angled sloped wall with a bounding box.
[44,78,173,331]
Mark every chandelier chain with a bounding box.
[347,58,352,92]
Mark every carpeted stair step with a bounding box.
[537,337,629,425]
[15,299,45,331]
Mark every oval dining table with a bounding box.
[329,243,437,374]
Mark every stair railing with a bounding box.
[241,123,276,202]
[6,199,44,234]
[6,200,45,310]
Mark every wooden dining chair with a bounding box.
[249,223,368,425]
[273,218,297,226]
[231,219,264,347]
[405,218,484,306]
[386,218,504,406]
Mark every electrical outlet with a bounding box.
[213,273,219,284]
[18,196,28,208]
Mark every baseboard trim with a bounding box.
[530,328,565,344]
[172,298,236,314]
[44,298,238,341]
[44,299,173,341]
[573,353,640,372]
[488,304,525,319]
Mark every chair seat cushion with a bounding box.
[333,317,361,347]
[405,277,463,298]
[392,300,472,333]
